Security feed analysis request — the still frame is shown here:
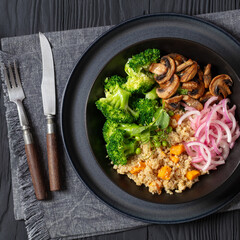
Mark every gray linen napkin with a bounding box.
[1,10,240,240]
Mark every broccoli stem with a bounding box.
[145,87,158,100]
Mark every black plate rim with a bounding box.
[60,13,240,224]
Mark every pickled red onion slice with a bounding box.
[178,97,239,171]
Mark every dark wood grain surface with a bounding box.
[1,1,240,239]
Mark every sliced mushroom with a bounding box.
[209,74,233,98]
[153,56,176,84]
[180,62,198,82]
[182,95,203,111]
[182,78,205,99]
[176,59,194,72]
[167,53,187,66]
[197,66,203,81]
[163,95,183,110]
[156,74,180,99]
[203,64,212,88]
[149,63,168,76]
[182,81,198,90]
[199,91,214,104]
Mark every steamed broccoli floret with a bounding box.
[106,129,138,165]
[104,75,126,93]
[122,49,160,94]
[127,49,160,72]
[103,120,150,144]
[101,102,170,143]
[123,64,155,94]
[102,120,119,143]
[96,83,139,123]
[131,98,159,125]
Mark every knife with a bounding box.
[39,32,60,191]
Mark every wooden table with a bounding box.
[1,1,240,239]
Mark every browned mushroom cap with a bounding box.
[203,64,212,88]
[176,59,194,72]
[163,95,183,110]
[156,74,180,99]
[153,56,176,84]
[182,78,205,99]
[167,53,187,66]
[149,63,168,76]
[209,74,233,98]
[182,95,203,111]
[180,62,198,82]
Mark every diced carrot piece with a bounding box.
[130,161,146,174]
[170,144,185,155]
[170,154,179,163]
[158,166,172,180]
[186,170,201,180]
[172,114,181,122]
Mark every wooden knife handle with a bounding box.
[24,129,47,200]
[46,116,60,191]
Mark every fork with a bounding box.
[4,62,47,200]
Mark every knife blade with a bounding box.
[39,32,60,191]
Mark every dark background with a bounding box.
[1,1,240,239]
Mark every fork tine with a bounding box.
[13,61,22,87]
[3,65,11,90]
[8,62,16,88]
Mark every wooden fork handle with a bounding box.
[24,129,47,200]
[46,116,60,191]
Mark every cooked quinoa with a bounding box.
[113,111,208,195]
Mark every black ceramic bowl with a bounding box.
[61,14,240,223]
